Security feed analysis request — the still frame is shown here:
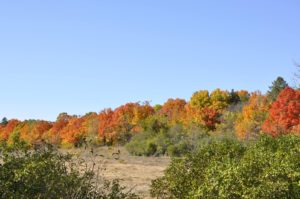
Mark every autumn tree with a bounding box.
[98,109,114,145]
[186,91,206,128]
[58,112,99,146]
[98,103,154,144]
[267,76,288,102]
[43,113,72,145]
[237,90,250,103]
[200,108,220,130]
[159,98,187,125]
[82,112,99,145]
[132,102,155,126]
[0,119,20,141]
[190,90,211,109]
[60,116,85,147]
[210,89,230,111]
[262,87,300,136]
[187,89,230,130]
[190,89,230,111]
[13,120,53,145]
[112,103,144,134]
[235,92,269,140]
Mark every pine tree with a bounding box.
[267,76,288,102]
[1,117,8,126]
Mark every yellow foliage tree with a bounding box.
[190,90,211,109]
[187,89,230,130]
[210,89,230,111]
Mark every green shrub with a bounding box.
[151,135,300,199]
[0,139,139,199]
[126,131,154,156]
[146,141,158,156]
[126,124,210,157]
[166,141,190,157]
[140,115,169,133]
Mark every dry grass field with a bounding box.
[64,147,170,198]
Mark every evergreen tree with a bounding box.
[1,117,8,126]
[267,76,288,102]
[229,89,241,105]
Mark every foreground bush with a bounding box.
[0,140,139,199]
[151,135,300,198]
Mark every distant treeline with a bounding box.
[0,77,299,148]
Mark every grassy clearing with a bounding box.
[64,146,170,198]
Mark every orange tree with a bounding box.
[159,98,187,126]
[235,92,269,140]
[0,119,20,141]
[50,112,99,147]
[98,108,115,144]
[11,120,53,145]
[98,103,154,144]
[60,116,85,147]
[43,113,72,145]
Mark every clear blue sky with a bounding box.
[0,1,299,121]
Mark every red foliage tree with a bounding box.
[200,108,220,130]
[262,87,300,136]
[98,109,114,141]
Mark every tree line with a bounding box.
[0,77,299,149]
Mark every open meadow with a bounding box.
[64,147,170,198]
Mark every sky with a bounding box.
[0,0,299,121]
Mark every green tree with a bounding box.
[267,76,288,102]
[228,89,241,105]
[1,117,8,126]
